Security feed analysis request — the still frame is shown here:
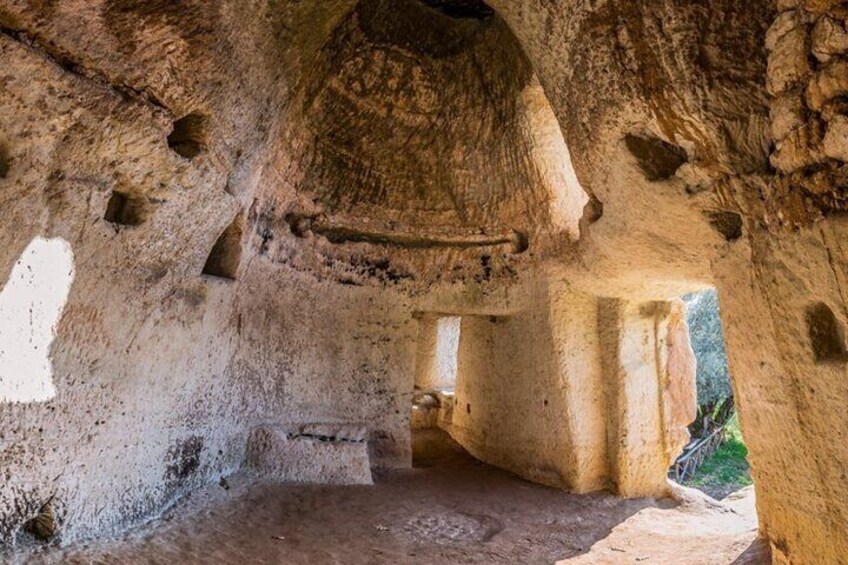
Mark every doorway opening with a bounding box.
[670,289,753,501]
[411,313,463,466]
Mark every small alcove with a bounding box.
[624,134,688,181]
[806,302,848,363]
[0,142,10,179]
[202,217,243,281]
[168,113,209,160]
[104,191,148,226]
[705,210,743,242]
[22,500,56,543]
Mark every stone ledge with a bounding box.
[243,425,373,485]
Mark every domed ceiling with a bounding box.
[259,0,587,284]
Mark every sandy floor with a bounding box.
[22,430,769,565]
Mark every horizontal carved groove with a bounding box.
[288,215,529,253]
[289,433,366,444]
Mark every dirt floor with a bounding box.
[20,430,769,565]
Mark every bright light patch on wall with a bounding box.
[520,83,590,240]
[434,316,461,392]
[414,315,462,393]
[0,237,74,403]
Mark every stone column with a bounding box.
[446,279,608,492]
[600,299,695,498]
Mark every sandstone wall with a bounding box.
[447,286,603,492]
[0,24,243,544]
[231,266,418,470]
[443,279,695,497]
[0,1,417,548]
[4,0,848,562]
[715,220,848,563]
[690,1,848,561]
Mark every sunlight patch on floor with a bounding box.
[560,486,764,565]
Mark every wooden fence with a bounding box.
[671,426,726,483]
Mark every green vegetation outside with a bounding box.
[685,415,752,493]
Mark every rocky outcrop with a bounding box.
[767,0,848,223]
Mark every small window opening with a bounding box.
[104,191,148,226]
[806,302,848,363]
[583,195,604,224]
[705,210,743,242]
[0,237,74,403]
[202,217,243,280]
[168,113,209,159]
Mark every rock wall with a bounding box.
[0,0,725,552]
[441,278,695,497]
[714,220,848,564]
[694,1,848,561]
[446,282,606,492]
[231,267,417,470]
[3,0,848,562]
[0,0,417,548]
[767,0,848,223]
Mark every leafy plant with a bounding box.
[683,289,735,437]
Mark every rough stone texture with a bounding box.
[822,114,848,160]
[811,16,848,62]
[243,424,372,485]
[768,27,812,96]
[0,0,847,563]
[662,300,698,465]
[771,119,827,173]
[714,221,848,564]
[770,91,807,141]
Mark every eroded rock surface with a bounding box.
[0,0,845,563]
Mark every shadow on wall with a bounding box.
[0,237,74,403]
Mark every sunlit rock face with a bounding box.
[1,0,848,563]
[0,238,74,403]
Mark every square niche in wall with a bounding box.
[104,191,148,227]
